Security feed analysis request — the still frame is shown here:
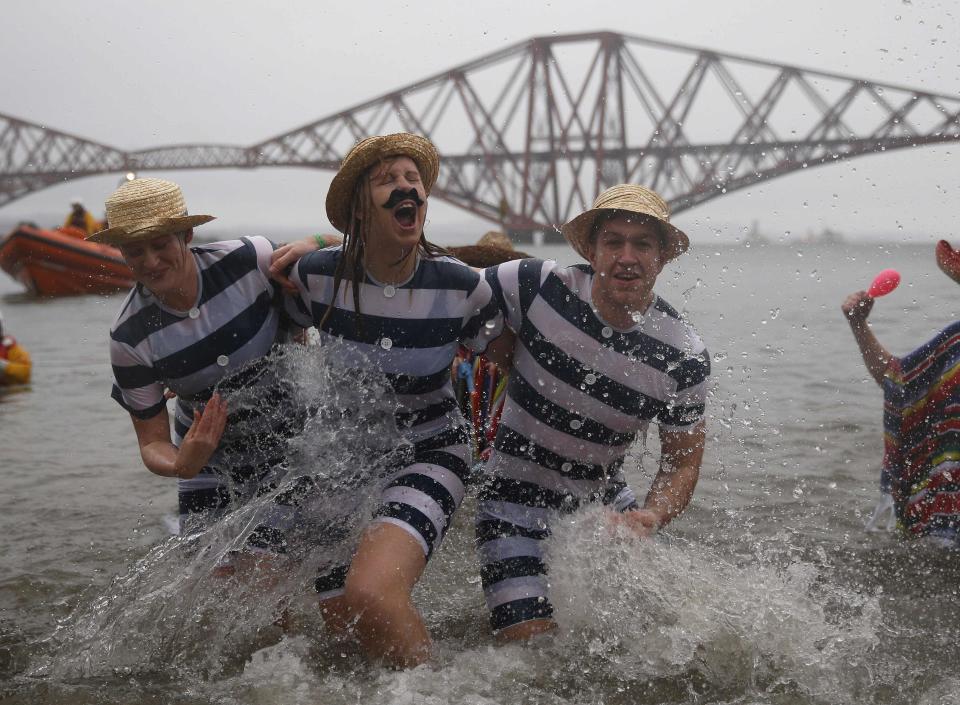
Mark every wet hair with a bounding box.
[319,156,447,330]
[588,210,667,251]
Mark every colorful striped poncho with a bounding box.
[881,319,960,541]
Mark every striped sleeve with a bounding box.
[658,344,710,430]
[484,258,547,332]
[109,331,165,419]
[247,236,279,290]
[459,273,504,354]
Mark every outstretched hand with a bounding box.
[841,290,874,325]
[174,393,228,479]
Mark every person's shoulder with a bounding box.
[494,256,554,277]
[109,285,154,338]
[420,253,484,289]
[650,296,707,350]
[297,245,342,273]
[191,238,242,254]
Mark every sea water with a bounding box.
[2,242,959,704]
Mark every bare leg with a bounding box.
[497,618,556,642]
[318,594,353,636]
[342,522,430,668]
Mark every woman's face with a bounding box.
[119,232,193,298]
[364,156,427,257]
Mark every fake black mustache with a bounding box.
[381,188,424,210]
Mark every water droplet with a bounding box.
[383,285,396,298]
[569,419,582,430]
[485,319,496,329]
[188,307,200,319]
[584,373,597,385]
[380,337,393,350]
[217,355,229,367]
[561,462,572,472]
[601,326,613,338]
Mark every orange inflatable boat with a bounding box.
[0,224,133,296]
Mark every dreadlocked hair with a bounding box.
[318,156,449,332]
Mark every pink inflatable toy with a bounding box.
[867,269,901,298]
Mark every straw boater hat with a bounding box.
[477,230,514,250]
[561,184,689,262]
[449,229,531,268]
[87,178,214,245]
[325,133,440,234]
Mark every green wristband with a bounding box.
[314,234,328,248]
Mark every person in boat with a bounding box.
[0,310,31,386]
[64,198,100,236]
[91,178,310,543]
[841,240,960,545]
[475,184,711,640]
[270,133,507,668]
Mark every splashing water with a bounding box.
[172,506,885,705]
[33,341,408,682]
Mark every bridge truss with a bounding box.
[2,31,959,233]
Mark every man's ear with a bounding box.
[183,229,194,245]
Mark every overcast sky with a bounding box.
[1,0,958,244]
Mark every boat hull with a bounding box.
[0,225,133,296]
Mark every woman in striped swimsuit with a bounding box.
[273,133,506,667]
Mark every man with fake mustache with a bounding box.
[475,184,711,640]
[842,240,960,545]
[274,133,506,667]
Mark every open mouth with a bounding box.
[393,202,418,229]
[613,271,640,282]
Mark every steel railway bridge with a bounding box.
[1,31,958,236]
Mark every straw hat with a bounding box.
[476,230,514,250]
[561,184,688,262]
[448,244,531,268]
[87,178,214,245]
[325,133,440,234]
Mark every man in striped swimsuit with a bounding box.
[97,178,302,536]
[476,184,711,640]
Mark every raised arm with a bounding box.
[130,393,228,478]
[841,290,894,387]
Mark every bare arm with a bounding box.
[130,393,228,478]
[269,235,341,293]
[482,327,516,372]
[644,422,704,525]
[841,290,894,387]
[613,421,705,538]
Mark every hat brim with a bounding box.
[87,215,215,246]
[561,208,689,262]
[325,134,440,234]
